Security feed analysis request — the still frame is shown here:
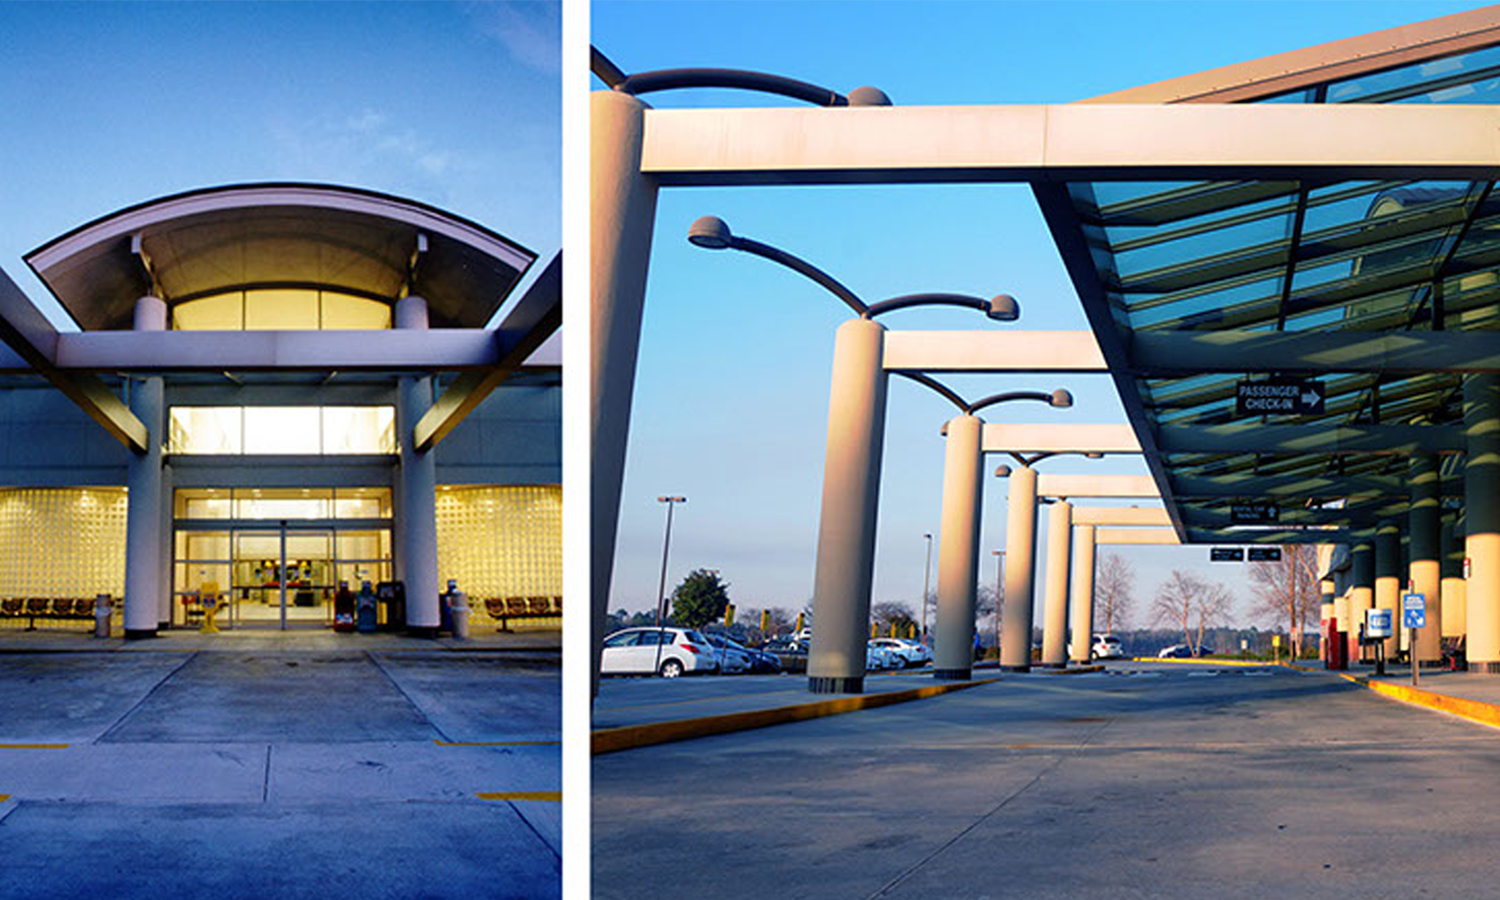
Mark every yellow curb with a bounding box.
[477,791,561,802]
[1333,671,1500,730]
[0,744,68,750]
[434,740,560,747]
[1132,657,1279,668]
[592,677,1001,755]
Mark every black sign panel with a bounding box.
[1210,547,1245,562]
[1230,503,1280,524]
[1236,379,1325,416]
[1247,547,1283,562]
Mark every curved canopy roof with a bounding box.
[24,183,536,330]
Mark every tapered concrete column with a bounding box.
[124,296,166,639]
[1068,524,1097,664]
[396,295,440,637]
[808,318,888,694]
[1039,500,1073,668]
[591,90,660,697]
[1350,540,1374,664]
[933,415,983,681]
[1466,373,1500,672]
[1442,514,1467,639]
[1375,521,1401,659]
[1000,466,1039,671]
[1409,454,1442,665]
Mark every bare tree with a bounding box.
[1152,569,1235,656]
[871,600,917,635]
[1095,553,1136,633]
[1247,546,1321,657]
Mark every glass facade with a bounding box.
[0,488,127,610]
[436,485,562,610]
[171,289,393,331]
[169,407,396,455]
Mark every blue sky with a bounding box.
[0,1,559,327]
[593,1,1490,631]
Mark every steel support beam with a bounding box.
[413,253,562,451]
[1157,423,1462,455]
[641,103,1500,186]
[1171,472,1463,499]
[882,330,1105,373]
[1130,329,1500,376]
[1184,528,1356,545]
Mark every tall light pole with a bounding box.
[653,495,686,676]
[689,215,1017,695]
[992,549,1005,662]
[921,533,933,645]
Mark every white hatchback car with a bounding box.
[600,627,720,678]
[870,638,932,668]
[1091,634,1124,660]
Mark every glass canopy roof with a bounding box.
[1049,39,1500,536]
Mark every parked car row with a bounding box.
[600,629,934,677]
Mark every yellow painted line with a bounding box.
[0,794,9,802]
[0,743,68,749]
[1332,670,1500,730]
[476,791,561,802]
[434,739,560,747]
[593,677,1001,755]
[1132,657,1278,668]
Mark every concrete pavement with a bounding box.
[0,647,559,899]
[593,663,1500,900]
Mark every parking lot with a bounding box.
[0,647,559,900]
[594,662,1500,900]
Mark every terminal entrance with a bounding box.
[172,488,393,630]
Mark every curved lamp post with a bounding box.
[993,451,1104,671]
[590,54,893,700]
[690,216,1011,694]
[901,376,1072,681]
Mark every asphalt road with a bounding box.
[0,649,559,900]
[593,663,1500,900]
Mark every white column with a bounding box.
[396,295,440,636]
[807,318,887,694]
[999,466,1038,671]
[1466,373,1500,672]
[124,295,165,638]
[1040,500,1073,667]
[592,90,661,698]
[1068,524,1097,664]
[933,414,983,681]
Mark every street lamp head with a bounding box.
[1049,389,1074,409]
[1084,452,1104,460]
[847,86,892,107]
[687,216,734,250]
[657,495,687,503]
[986,294,1020,322]
[993,464,1012,478]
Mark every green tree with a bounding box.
[670,569,731,630]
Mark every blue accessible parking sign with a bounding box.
[1403,593,1426,629]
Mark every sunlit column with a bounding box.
[1408,454,1442,666]
[933,414,983,681]
[1442,513,1467,640]
[592,90,661,698]
[808,318,887,694]
[397,295,440,636]
[1039,499,1072,668]
[1374,520,1401,660]
[1466,373,1500,673]
[999,466,1038,671]
[1319,578,1335,665]
[1068,524,1097,664]
[124,295,166,638]
[1349,540,1374,664]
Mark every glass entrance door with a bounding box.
[231,527,334,629]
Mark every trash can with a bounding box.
[93,593,111,638]
[450,589,470,640]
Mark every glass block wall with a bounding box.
[435,485,561,600]
[0,488,127,598]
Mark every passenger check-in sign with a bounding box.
[1236,379,1325,416]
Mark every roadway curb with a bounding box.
[1331,670,1500,730]
[592,677,1001,755]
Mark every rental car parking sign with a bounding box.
[1236,379,1325,416]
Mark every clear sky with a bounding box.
[0,1,559,328]
[592,1,1491,632]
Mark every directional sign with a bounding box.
[1403,593,1426,629]
[1210,547,1244,562]
[1366,608,1394,639]
[1247,547,1283,562]
[1231,503,1279,524]
[1236,378,1325,416]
